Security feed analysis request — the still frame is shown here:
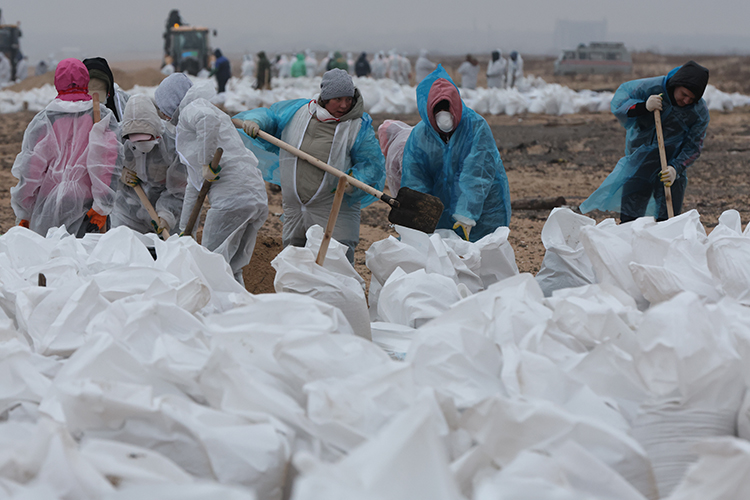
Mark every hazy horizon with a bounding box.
[4,1,749,64]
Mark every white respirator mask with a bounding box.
[435,111,454,133]
[131,139,159,154]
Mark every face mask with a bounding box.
[131,139,159,154]
[436,111,454,133]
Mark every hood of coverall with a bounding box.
[417,65,463,136]
[154,72,193,119]
[666,60,710,102]
[54,58,92,102]
[83,57,120,120]
[122,94,163,140]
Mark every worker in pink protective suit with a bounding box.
[11,58,122,237]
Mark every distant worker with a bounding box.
[234,69,386,263]
[370,52,386,79]
[210,48,232,93]
[318,52,333,76]
[154,74,269,284]
[278,54,292,79]
[399,53,412,85]
[507,51,523,88]
[354,52,371,77]
[401,65,511,241]
[327,51,348,72]
[457,54,479,90]
[580,61,710,223]
[414,49,437,85]
[291,52,307,77]
[304,50,317,77]
[83,57,129,121]
[0,52,10,85]
[15,53,28,82]
[377,120,413,195]
[255,51,272,90]
[111,94,187,237]
[35,59,49,76]
[11,58,122,237]
[241,53,256,79]
[161,56,175,76]
[346,52,356,76]
[486,50,507,89]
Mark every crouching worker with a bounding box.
[580,61,710,222]
[154,73,268,285]
[11,58,122,237]
[401,65,511,242]
[233,68,385,263]
[110,94,187,237]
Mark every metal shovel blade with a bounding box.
[387,187,444,234]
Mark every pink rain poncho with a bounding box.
[11,58,122,237]
[377,120,412,194]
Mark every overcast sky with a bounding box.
[4,0,750,63]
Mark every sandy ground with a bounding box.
[2,54,749,295]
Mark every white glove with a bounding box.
[120,168,141,187]
[660,165,677,187]
[452,214,476,241]
[646,94,663,112]
[202,162,221,182]
[243,120,260,138]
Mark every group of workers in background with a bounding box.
[9,49,710,287]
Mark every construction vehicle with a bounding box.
[0,10,23,81]
[162,10,215,76]
[554,42,632,76]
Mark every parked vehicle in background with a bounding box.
[162,9,216,76]
[554,42,632,76]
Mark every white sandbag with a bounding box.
[303,225,366,291]
[103,483,256,500]
[628,210,719,304]
[707,234,750,306]
[580,218,649,309]
[474,440,649,500]
[665,437,750,500]
[272,246,371,340]
[546,283,642,349]
[303,363,420,453]
[406,327,506,409]
[377,268,464,328]
[291,398,461,500]
[458,395,658,500]
[535,207,596,296]
[84,227,156,273]
[370,322,416,361]
[0,339,53,418]
[79,438,194,487]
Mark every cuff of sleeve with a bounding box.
[453,214,476,227]
[158,212,176,231]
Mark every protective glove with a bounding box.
[18,219,29,228]
[120,167,141,187]
[660,165,677,187]
[243,120,260,138]
[452,214,476,241]
[646,94,663,112]
[86,208,107,232]
[202,162,222,182]
[150,217,168,236]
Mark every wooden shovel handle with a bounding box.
[316,176,348,266]
[653,109,674,219]
[92,93,106,233]
[231,118,398,208]
[183,148,223,236]
[133,184,170,239]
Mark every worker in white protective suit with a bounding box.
[457,54,479,90]
[399,53,412,86]
[507,51,524,88]
[11,58,122,237]
[241,54,256,79]
[304,50,317,77]
[154,73,269,284]
[486,50,506,89]
[111,94,187,237]
[15,54,28,82]
[370,52,386,79]
[234,69,386,263]
[415,49,437,85]
[0,52,11,85]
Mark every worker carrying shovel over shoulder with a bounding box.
[233,68,386,264]
[580,61,710,223]
[154,74,268,285]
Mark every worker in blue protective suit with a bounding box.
[580,61,710,222]
[401,65,511,242]
[233,69,386,262]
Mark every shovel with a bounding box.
[654,109,675,219]
[131,182,170,239]
[183,148,224,236]
[234,122,444,234]
[90,93,106,234]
